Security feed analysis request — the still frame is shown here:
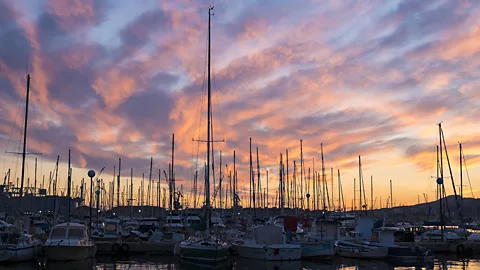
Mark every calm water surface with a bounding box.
[0,255,478,270]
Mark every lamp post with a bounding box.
[88,170,95,239]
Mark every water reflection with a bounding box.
[0,255,478,270]
[232,257,302,270]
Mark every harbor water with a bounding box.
[0,255,478,270]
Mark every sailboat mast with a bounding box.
[249,137,253,208]
[19,74,31,199]
[300,140,304,209]
[321,143,326,210]
[219,151,222,209]
[331,167,334,210]
[286,150,289,208]
[130,168,133,217]
[67,149,71,223]
[118,158,121,207]
[171,134,175,208]
[279,153,283,214]
[266,169,269,211]
[233,150,236,208]
[149,157,153,207]
[256,147,260,208]
[34,158,37,195]
[358,156,362,213]
[438,123,444,241]
[205,6,214,233]
[460,142,463,203]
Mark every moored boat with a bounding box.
[179,236,229,262]
[0,231,41,262]
[232,225,302,261]
[335,240,388,259]
[92,218,124,242]
[369,227,434,264]
[293,219,339,259]
[42,222,96,261]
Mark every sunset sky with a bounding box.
[0,0,479,209]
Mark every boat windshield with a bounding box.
[187,219,200,224]
[105,223,118,233]
[68,228,85,238]
[51,228,67,239]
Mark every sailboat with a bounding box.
[178,6,230,263]
[0,74,42,263]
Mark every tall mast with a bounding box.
[321,143,326,210]
[358,156,362,213]
[205,6,214,233]
[279,153,283,214]
[307,167,310,210]
[228,169,231,209]
[331,167,334,210]
[219,151,222,209]
[266,169,269,211]
[286,150,289,208]
[112,166,115,208]
[118,158,121,207]
[168,163,171,210]
[438,123,444,241]
[19,74,31,199]
[34,158,37,195]
[300,139,304,209]
[158,169,161,208]
[256,147,260,209]
[338,169,345,213]
[194,170,198,209]
[149,157,153,207]
[233,150,236,208]
[171,134,175,209]
[460,142,463,205]
[130,168,133,218]
[67,149,71,223]
[249,137,253,208]
[293,160,297,208]
[312,158,315,210]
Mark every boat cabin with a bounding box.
[311,219,340,241]
[138,218,160,233]
[46,223,89,246]
[184,216,201,226]
[370,227,399,247]
[103,219,121,236]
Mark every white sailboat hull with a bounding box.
[232,243,302,261]
[335,244,388,259]
[0,243,40,262]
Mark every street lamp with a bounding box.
[88,170,95,239]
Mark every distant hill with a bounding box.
[367,195,480,223]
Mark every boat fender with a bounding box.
[121,243,130,253]
[112,243,121,253]
[456,244,465,254]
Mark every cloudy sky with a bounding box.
[1,0,479,209]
